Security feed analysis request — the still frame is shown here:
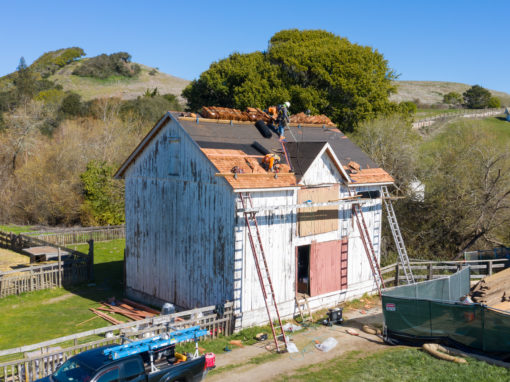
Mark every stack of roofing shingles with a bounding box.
[289,112,335,126]
[199,106,335,126]
[201,106,270,122]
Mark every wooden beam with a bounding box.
[178,116,337,128]
[237,197,370,213]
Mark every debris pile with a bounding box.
[470,267,510,307]
[289,112,335,126]
[88,298,160,325]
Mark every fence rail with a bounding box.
[412,108,504,128]
[381,258,509,288]
[26,226,125,246]
[0,302,234,382]
[0,231,92,298]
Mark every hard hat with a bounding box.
[284,101,290,108]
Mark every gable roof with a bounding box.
[115,111,393,186]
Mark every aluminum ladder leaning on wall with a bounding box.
[239,193,288,353]
[381,185,415,284]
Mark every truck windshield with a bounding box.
[53,359,94,382]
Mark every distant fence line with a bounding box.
[412,108,504,129]
[381,258,509,287]
[0,231,92,297]
[0,302,234,382]
[25,225,125,246]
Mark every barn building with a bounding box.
[115,111,394,327]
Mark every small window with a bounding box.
[97,368,119,382]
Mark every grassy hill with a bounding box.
[391,80,510,106]
[49,61,190,101]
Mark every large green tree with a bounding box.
[463,85,492,109]
[183,29,398,131]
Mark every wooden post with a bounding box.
[395,263,400,286]
[58,248,62,288]
[428,263,433,280]
[488,260,493,276]
[87,240,94,281]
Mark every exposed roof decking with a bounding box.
[202,148,297,189]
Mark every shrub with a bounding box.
[31,47,85,77]
[80,160,125,226]
[399,101,417,115]
[443,92,462,105]
[60,92,83,116]
[72,52,141,79]
[120,94,182,123]
[488,96,501,108]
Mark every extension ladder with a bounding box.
[239,193,288,352]
[351,198,385,296]
[103,326,208,360]
[381,186,415,284]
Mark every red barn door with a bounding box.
[309,240,342,296]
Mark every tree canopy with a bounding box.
[183,29,398,131]
[463,85,492,109]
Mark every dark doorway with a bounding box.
[297,245,311,295]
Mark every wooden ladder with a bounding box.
[295,295,312,324]
[239,193,288,352]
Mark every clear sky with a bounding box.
[1,0,509,93]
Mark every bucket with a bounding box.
[205,353,216,368]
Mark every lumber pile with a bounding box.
[470,267,510,307]
[88,298,160,325]
[289,112,335,126]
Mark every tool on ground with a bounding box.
[239,192,288,353]
[381,185,415,284]
[326,307,343,325]
[255,333,268,341]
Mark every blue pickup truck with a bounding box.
[36,343,215,382]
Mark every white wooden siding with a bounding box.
[124,118,236,309]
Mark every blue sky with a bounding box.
[1,0,509,93]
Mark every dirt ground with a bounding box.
[0,248,30,271]
[207,305,387,382]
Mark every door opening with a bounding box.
[297,245,311,295]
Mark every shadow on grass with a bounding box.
[62,259,125,304]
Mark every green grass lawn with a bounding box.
[278,347,510,382]
[0,239,125,351]
[420,116,510,152]
[0,225,36,234]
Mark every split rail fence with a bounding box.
[0,302,234,382]
[381,258,509,288]
[26,225,125,246]
[0,232,92,298]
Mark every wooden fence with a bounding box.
[0,302,234,382]
[26,225,125,246]
[412,108,504,129]
[381,258,509,288]
[0,232,92,298]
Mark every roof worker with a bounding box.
[262,153,281,172]
[277,102,290,138]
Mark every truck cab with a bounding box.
[38,344,214,382]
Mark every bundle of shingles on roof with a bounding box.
[187,106,335,126]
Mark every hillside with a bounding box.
[49,61,190,101]
[390,80,510,106]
